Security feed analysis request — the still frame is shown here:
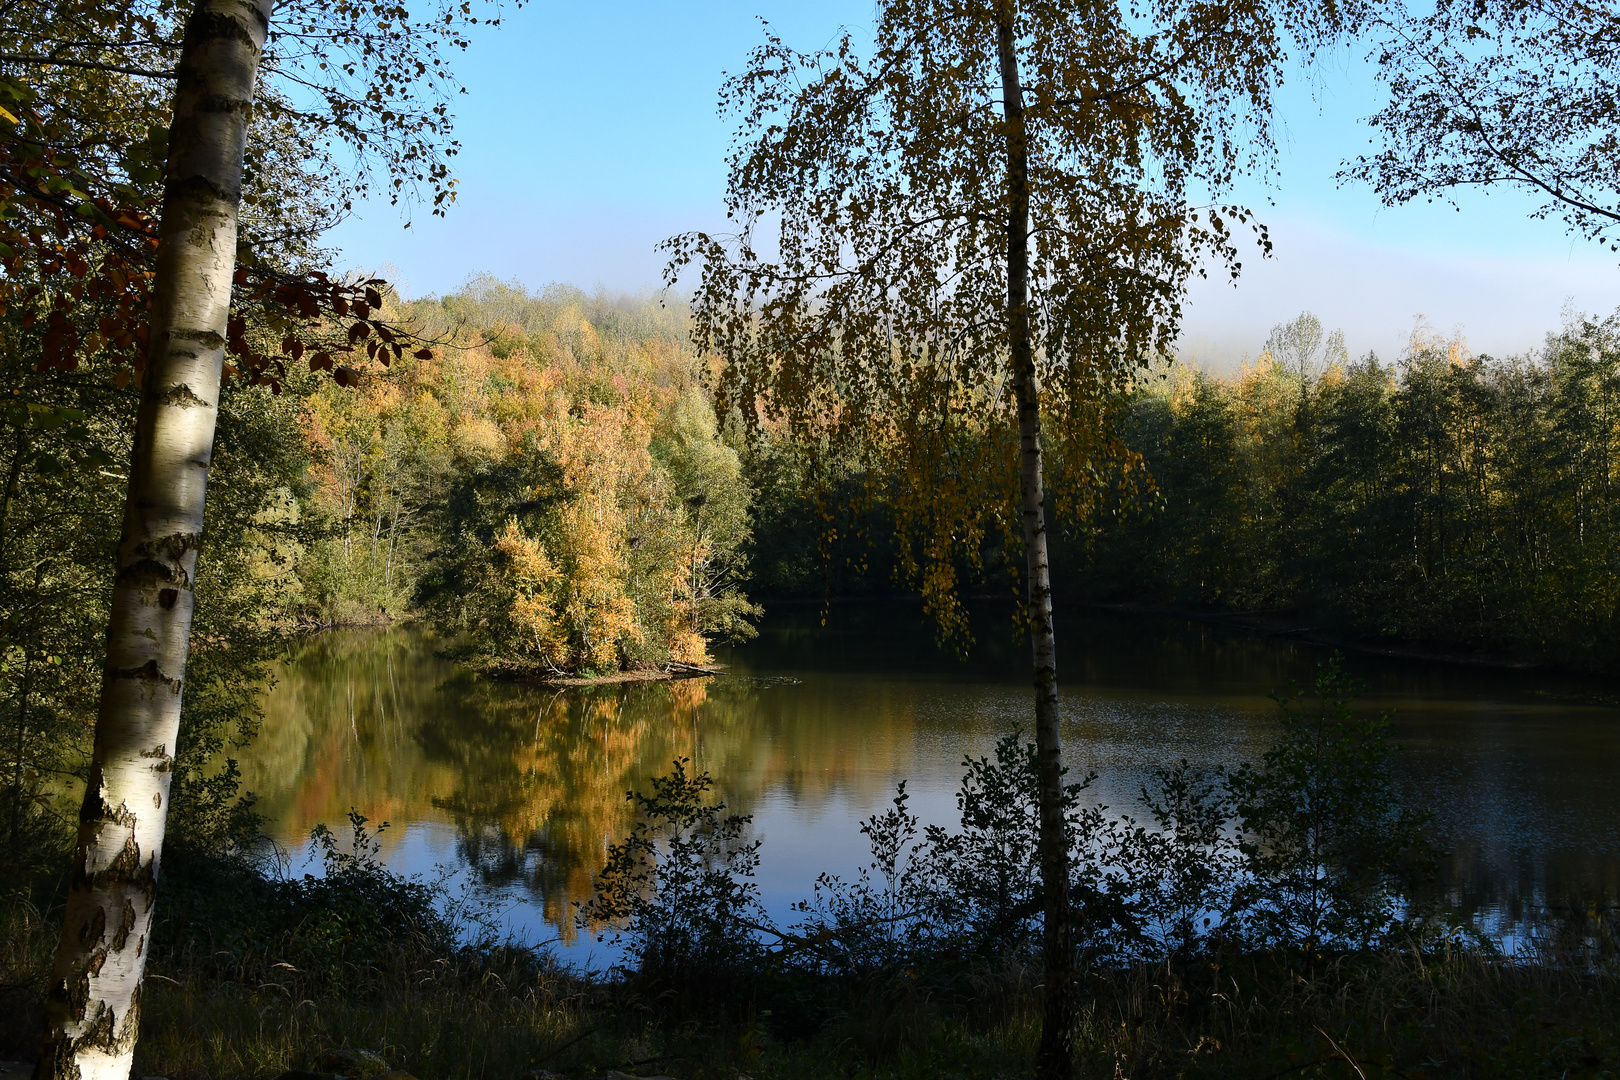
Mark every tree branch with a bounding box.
[0,53,175,79]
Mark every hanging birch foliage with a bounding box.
[666,0,1365,1074]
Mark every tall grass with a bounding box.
[6,897,1619,1078]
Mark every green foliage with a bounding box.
[284,811,460,974]
[1353,0,1620,252]
[415,441,568,640]
[155,810,464,992]
[0,324,126,893]
[1080,310,1620,668]
[0,313,305,895]
[1227,657,1432,950]
[734,427,908,599]
[577,758,765,994]
[1123,760,1241,958]
[651,389,761,646]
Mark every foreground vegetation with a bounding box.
[5,898,1617,1080]
[4,659,1618,1078]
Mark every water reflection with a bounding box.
[242,602,1620,949]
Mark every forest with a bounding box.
[4,0,1620,1077]
[298,280,758,674]
[1085,311,1620,665]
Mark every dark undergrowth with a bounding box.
[6,902,1619,1080]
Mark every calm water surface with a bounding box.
[240,603,1620,963]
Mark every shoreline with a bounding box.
[751,592,1596,678]
[1079,599,1552,673]
[484,661,726,687]
[297,596,1603,681]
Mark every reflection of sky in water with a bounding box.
[242,604,1620,964]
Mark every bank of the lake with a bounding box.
[7,601,1620,1079]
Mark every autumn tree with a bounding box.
[9,0,505,1076]
[667,0,1359,1072]
[1349,0,1620,251]
[392,310,759,678]
[653,388,760,664]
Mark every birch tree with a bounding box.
[35,6,274,1076]
[18,0,499,1074]
[667,0,1359,1073]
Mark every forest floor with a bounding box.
[6,897,1620,1080]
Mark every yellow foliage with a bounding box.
[494,518,566,666]
[668,630,710,666]
[298,284,758,674]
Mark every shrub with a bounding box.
[583,655,1439,1010]
[577,759,765,997]
[1227,655,1432,950]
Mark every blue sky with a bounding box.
[326,1,1620,367]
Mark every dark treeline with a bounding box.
[750,310,1620,670]
[1079,312,1620,667]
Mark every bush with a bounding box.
[1227,655,1432,950]
[155,809,464,992]
[577,759,766,997]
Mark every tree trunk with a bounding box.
[37,2,270,1078]
[995,6,1074,1079]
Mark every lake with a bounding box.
[239,601,1620,964]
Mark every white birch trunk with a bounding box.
[37,2,271,1077]
[996,5,1074,1078]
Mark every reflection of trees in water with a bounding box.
[243,628,459,836]
[1426,841,1620,946]
[246,617,1620,947]
[250,626,926,941]
[426,681,714,939]
[425,675,925,940]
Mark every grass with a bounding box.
[7,900,1620,1080]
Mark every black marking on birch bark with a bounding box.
[128,531,203,564]
[41,1037,81,1080]
[54,965,92,1023]
[101,799,136,828]
[78,770,104,823]
[107,832,143,878]
[166,327,227,349]
[182,8,263,51]
[195,92,252,116]
[117,983,143,1047]
[158,588,179,609]
[110,900,136,951]
[159,383,211,408]
[77,906,106,949]
[78,839,157,899]
[116,559,188,589]
[141,744,174,772]
[109,659,183,695]
[165,173,242,206]
[77,1000,115,1050]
